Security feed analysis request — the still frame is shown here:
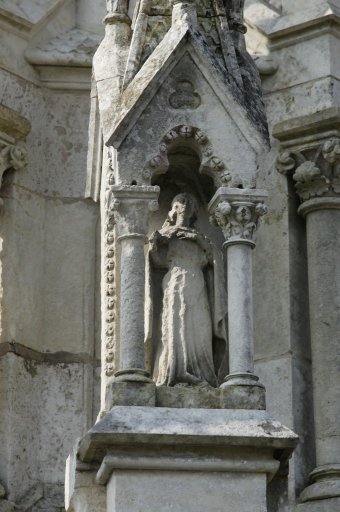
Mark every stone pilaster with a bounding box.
[209,187,267,408]
[277,139,340,504]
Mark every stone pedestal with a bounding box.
[66,407,297,512]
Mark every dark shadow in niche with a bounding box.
[152,144,215,206]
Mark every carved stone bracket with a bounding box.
[0,104,30,213]
[0,140,27,176]
[209,188,268,246]
[276,138,340,203]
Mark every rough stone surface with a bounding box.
[108,471,267,512]
[0,0,339,511]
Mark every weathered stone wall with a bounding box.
[0,2,103,508]
[0,0,339,510]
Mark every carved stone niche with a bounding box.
[105,124,267,411]
[0,104,30,211]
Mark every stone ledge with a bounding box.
[96,447,281,485]
[78,406,298,463]
[273,107,340,149]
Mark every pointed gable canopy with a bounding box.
[107,1,268,150]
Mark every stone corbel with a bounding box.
[0,139,28,176]
[0,104,30,212]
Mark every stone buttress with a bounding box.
[66,1,298,511]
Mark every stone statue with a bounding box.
[145,193,228,387]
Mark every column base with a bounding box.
[299,465,340,504]
[221,372,264,387]
[114,369,153,383]
[220,373,266,409]
[66,407,297,512]
[107,380,156,407]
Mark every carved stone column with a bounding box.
[277,139,340,504]
[209,188,267,406]
[107,185,159,384]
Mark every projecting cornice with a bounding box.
[245,1,340,50]
[25,28,101,90]
[273,107,340,150]
[0,0,67,39]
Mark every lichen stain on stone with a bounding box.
[260,421,284,435]
[23,358,38,377]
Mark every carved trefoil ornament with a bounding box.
[276,138,340,202]
[169,79,201,109]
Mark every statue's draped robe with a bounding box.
[145,228,228,387]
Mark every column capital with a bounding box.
[208,187,268,246]
[276,138,340,208]
[105,185,160,239]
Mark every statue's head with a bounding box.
[168,193,198,227]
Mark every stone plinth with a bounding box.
[66,407,297,512]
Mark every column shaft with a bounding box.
[227,243,254,376]
[119,236,146,372]
[306,209,340,468]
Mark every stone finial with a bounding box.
[276,138,340,202]
[226,0,247,33]
[209,188,268,246]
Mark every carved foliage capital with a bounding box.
[0,140,28,175]
[276,138,340,202]
[211,199,267,244]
